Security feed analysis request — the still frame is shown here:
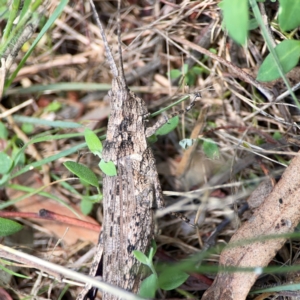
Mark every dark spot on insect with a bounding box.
[105,141,114,151]
[279,198,283,204]
[135,221,140,226]
[109,226,113,237]
[127,243,135,253]
[119,117,133,131]
[280,219,291,227]
[275,223,280,229]
[121,140,133,150]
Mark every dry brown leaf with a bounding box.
[6,171,99,246]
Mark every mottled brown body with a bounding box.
[77,2,197,299]
[101,78,164,299]
[77,3,165,296]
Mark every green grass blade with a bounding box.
[13,115,83,128]
[5,83,111,95]
[5,0,69,88]
[10,142,86,180]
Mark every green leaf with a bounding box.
[273,131,282,140]
[80,198,94,215]
[133,250,149,265]
[219,0,249,45]
[248,18,259,30]
[257,39,300,81]
[99,160,117,176]
[202,139,219,159]
[148,240,157,260]
[0,218,23,237]
[147,135,158,144]
[12,146,25,166]
[192,66,204,75]
[169,69,182,80]
[158,269,189,291]
[186,72,196,86]
[139,274,158,298]
[183,63,189,75]
[82,194,102,203]
[64,161,99,188]
[155,116,179,136]
[44,100,62,112]
[21,123,34,134]
[0,152,13,174]
[84,128,103,157]
[0,122,8,139]
[278,0,300,31]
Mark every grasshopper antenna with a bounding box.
[89,0,119,79]
[117,0,127,86]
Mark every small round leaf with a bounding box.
[84,128,103,156]
[169,69,182,80]
[99,160,117,176]
[202,139,219,159]
[80,198,94,215]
